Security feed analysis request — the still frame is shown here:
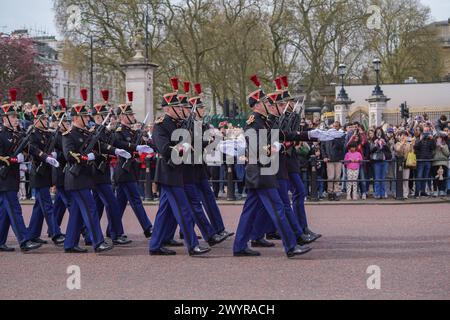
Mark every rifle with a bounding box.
[69,112,112,177]
[121,112,151,173]
[36,113,66,175]
[181,105,198,132]
[284,96,306,156]
[0,125,34,179]
[287,96,306,132]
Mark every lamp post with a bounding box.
[372,58,383,96]
[90,35,94,108]
[144,4,164,63]
[337,64,349,101]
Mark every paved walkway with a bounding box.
[1,203,449,300]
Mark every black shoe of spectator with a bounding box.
[328,193,333,201]
[333,193,340,201]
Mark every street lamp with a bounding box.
[144,4,164,63]
[337,64,349,101]
[372,58,383,96]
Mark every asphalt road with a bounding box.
[1,203,449,300]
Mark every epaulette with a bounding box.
[115,126,123,133]
[246,115,255,125]
[155,116,164,124]
[89,127,95,133]
[62,130,71,136]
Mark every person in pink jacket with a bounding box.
[344,142,363,200]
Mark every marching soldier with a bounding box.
[91,90,132,245]
[162,80,228,247]
[27,93,65,246]
[62,89,114,253]
[250,79,332,247]
[188,84,235,239]
[233,75,312,258]
[149,87,211,256]
[0,89,42,252]
[112,92,153,239]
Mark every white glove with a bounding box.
[87,153,95,161]
[46,157,60,168]
[17,153,25,164]
[181,143,191,153]
[272,142,282,152]
[136,145,153,154]
[115,149,132,159]
[308,129,334,142]
[51,152,57,159]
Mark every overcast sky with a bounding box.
[0,0,449,38]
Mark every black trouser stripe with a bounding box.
[4,193,24,244]
[76,190,98,246]
[186,186,211,241]
[264,190,290,247]
[166,187,191,249]
[198,184,219,231]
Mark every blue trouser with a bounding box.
[163,183,216,242]
[0,191,30,245]
[28,187,61,240]
[416,161,432,195]
[93,189,104,220]
[149,185,199,252]
[53,188,68,227]
[233,188,297,254]
[288,172,309,230]
[250,180,304,241]
[116,182,152,233]
[65,189,104,250]
[197,178,226,234]
[249,201,275,241]
[94,183,125,240]
[0,208,10,245]
[373,162,388,197]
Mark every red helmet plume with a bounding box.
[36,92,44,105]
[170,77,179,92]
[127,91,134,103]
[101,89,109,102]
[80,89,88,102]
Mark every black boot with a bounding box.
[20,241,42,252]
[113,236,133,246]
[287,245,312,258]
[297,233,314,245]
[95,242,114,253]
[251,238,275,248]
[266,232,281,240]
[144,227,153,239]
[65,246,88,254]
[189,246,211,256]
[0,244,15,252]
[52,234,65,246]
[303,228,322,242]
[234,248,261,257]
[208,233,228,247]
[150,247,177,256]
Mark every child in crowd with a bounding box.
[344,142,363,200]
